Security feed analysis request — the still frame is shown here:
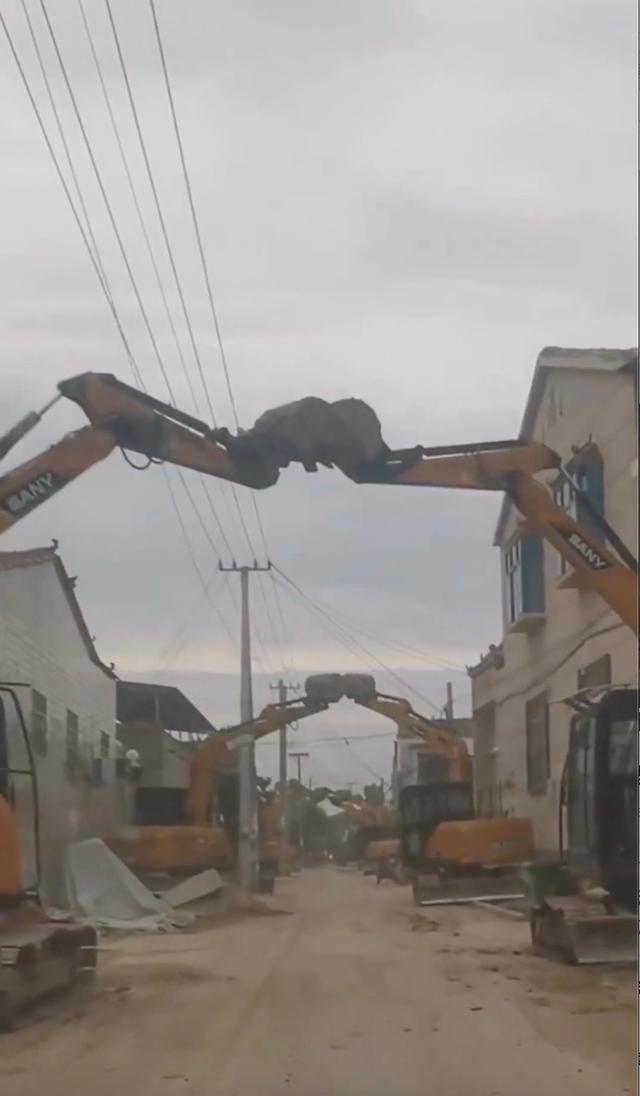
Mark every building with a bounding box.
[393,717,474,801]
[117,680,217,825]
[0,545,129,903]
[468,347,637,855]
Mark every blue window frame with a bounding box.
[503,534,545,626]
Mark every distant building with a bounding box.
[0,545,128,904]
[117,680,217,825]
[393,717,474,801]
[468,348,637,855]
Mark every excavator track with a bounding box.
[0,907,97,1027]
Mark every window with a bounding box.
[100,731,111,760]
[571,447,605,540]
[552,480,575,576]
[66,710,79,777]
[503,534,545,626]
[577,654,611,691]
[553,446,605,573]
[608,719,637,777]
[526,693,550,795]
[31,690,48,757]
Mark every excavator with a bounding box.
[0,687,324,1021]
[0,685,97,1027]
[0,375,635,634]
[0,374,636,984]
[304,673,535,893]
[107,693,328,893]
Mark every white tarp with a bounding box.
[64,838,193,932]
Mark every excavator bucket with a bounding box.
[247,397,387,477]
[530,897,637,965]
[304,674,345,704]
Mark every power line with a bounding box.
[37,0,178,403]
[0,8,234,634]
[21,0,108,288]
[147,0,290,671]
[38,0,237,575]
[0,8,143,386]
[103,0,217,427]
[77,0,199,411]
[341,737,386,782]
[84,0,235,557]
[147,0,238,427]
[306,597,466,672]
[162,470,234,644]
[272,569,442,714]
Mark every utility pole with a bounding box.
[270,678,300,876]
[445,681,454,725]
[289,750,309,784]
[219,560,271,892]
[289,751,309,854]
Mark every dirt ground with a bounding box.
[1,867,634,1096]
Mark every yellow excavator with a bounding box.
[0,374,636,993]
[0,376,635,634]
[107,694,327,891]
[304,673,535,893]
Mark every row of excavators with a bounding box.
[0,371,637,1021]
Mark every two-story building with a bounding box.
[0,544,129,904]
[468,347,637,856]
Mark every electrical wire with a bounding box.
[21,0,108,288]
[283,582,466,673]
[161,470,234,643]
[78,0,199,412]
[147,0,238,427]
[0,8,234,637]
[272,569,443,713]
[0,9,143,386]
[37,0,178,403]
[37,1,238,573]
[147,0,292,673]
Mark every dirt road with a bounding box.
[1,868,634,1095]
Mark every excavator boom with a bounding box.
[232,396,638,634]
[0,372,279,535]
[187,695,327,826]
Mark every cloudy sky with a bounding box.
[0,0,635,788]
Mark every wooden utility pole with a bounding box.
[289,750,309,853]
[270,678,300,875]
[219,561,271,892]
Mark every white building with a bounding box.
[393,717,474,801]
[468,348,637,855]
[0,545,129,903]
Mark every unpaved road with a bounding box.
[1,868,634,1095]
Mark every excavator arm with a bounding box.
[0,372,279,534]
[304,672,473,787]
[230,397,637,634]
[352,691,473,786]
[187,695,327,826]
[352,442,637,634]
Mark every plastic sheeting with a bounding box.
[64,838,193,932]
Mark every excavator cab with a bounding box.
[523,687,637,965]
[399,783,475,870]
[564,687,637,906]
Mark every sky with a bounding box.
[0,0,636,790]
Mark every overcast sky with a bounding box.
[0,0,636,788]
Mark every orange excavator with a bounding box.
[0,376,636,980]
[305,673,535,891]
[108,693,327,892]
[0,376,635,635]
